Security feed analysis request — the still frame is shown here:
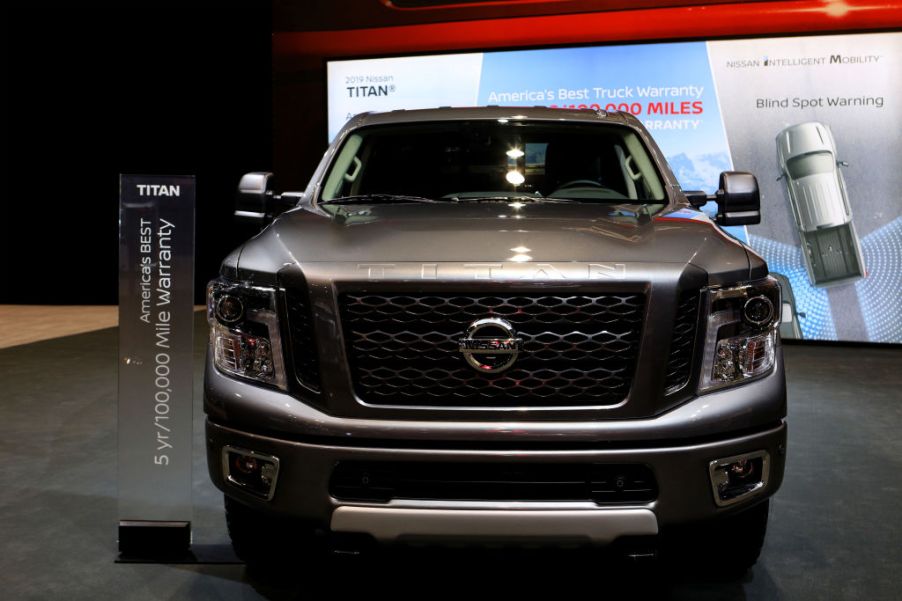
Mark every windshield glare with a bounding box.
[320,120,668,205]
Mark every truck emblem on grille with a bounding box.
[458,318,523,373]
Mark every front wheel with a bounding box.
[661,500,770,579]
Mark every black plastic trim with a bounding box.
[207,416,785,452]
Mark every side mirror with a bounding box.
[235,172,295,226]
[715,171,760,226]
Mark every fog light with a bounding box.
[223,447,280,500]
[260,463,277,487]
[730,459,754,479]
[233,454,257,474]
[709,451,770,507]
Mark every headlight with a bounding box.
[698,276,780,393]
[207,278,287,389]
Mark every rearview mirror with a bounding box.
[715,171,760,226]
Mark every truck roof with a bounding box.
[352,106,637,128]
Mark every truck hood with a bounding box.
[234,202,754,284]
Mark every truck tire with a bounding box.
[224,495,321,571]
[663,499,770,579]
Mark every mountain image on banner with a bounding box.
[667,152,732,194]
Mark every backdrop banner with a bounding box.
[118,174,195,556]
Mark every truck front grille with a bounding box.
[340,293,645,407]
[330,461,658,505]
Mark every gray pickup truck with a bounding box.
[204,107,786,575]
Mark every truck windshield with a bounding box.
[320,120,667,205]
[786,152,836,179]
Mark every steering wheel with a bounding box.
[555,179,603,189]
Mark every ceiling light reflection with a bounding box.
[824,1,850,17]
[505,170,525,185]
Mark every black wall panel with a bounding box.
[2,3,272,304]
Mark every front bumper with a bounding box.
[207,417,786,543]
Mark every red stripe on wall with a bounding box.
[273,0,902,66]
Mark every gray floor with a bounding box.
[1,315,900,600]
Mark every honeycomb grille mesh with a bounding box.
[663,290,700,394]
[340,293,646,406]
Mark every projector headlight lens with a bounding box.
[699,277,780,393]
[742,295,774,326]
[207,278,287,389]
[215,294,245,324]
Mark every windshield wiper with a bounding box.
[446,195,570,203]
[322,194,440,205]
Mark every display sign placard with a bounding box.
[118,174,195,555]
